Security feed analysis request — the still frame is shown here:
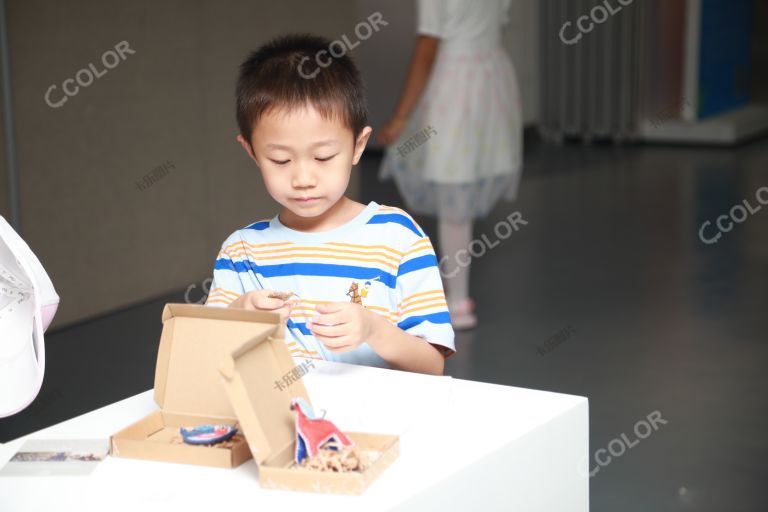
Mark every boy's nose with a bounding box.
[291,162,317,189]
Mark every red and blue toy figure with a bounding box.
[290,397,353,464]
[179,424,237,445]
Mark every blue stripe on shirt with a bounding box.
[366,213,424,237]
[214,259,398,288]
[398,254,438,276]
[244,221,270,231]
[287,319,312,335]
[214,258,239,271]
[398,311,452,331]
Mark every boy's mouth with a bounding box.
[293,196,321,205]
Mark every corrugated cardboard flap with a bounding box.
[219,331,310,465]
[154,304,283,419]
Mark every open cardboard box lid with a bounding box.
[154,304,285,419]
[218,328,311,465]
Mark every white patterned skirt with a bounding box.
[379,43,523,222]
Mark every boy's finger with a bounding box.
[253,296,285,310]
[239,298,257,311]
[309,311,345,327]
[315,334,353,352]
[274,306,292,321]
[325,345,354,353]
[309,323,347,338]
[315,302,345,314]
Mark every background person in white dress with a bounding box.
[377,0,523,330]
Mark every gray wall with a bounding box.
[0,0,357,327]
[2,1,761,327]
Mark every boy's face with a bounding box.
[237,104,371,220]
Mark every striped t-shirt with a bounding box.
[205,201,455,367]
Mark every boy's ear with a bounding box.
[236,134,260,167]
[352,126,373,166]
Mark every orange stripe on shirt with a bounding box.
[400,289,445,307]
[402,240,434,258]
[232,243,402,263]
[221,239,295,253]
[205,297,235,306]
[285,340,318,352]
[323,242,404,258]
[227,250,399,271]
[377,206,421,227]
[400,301,448,318]
[289,348,320,356]
[399,294,447,311]
[207,288,239,299]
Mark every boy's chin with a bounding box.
[281,195,349,218]
[281,199,330,218]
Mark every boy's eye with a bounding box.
[269,159,290,165]
[316,154,338,162]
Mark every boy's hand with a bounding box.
[307,302,379,353]
[228,290,294,321]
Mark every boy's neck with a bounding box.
[278,196,366,233]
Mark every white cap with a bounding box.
[0,216,59,417]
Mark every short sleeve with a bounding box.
[204,236,249,308]
[395,236,455,357]
[417,0,444,37]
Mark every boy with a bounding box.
[205,34,454,375]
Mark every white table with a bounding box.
[0,361,589,511]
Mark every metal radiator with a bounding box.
[538,0,646,143]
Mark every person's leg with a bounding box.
[438,218,476,329]
[438,218,472,304]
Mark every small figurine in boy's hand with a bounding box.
[268,291,298,301]
[227,289,295,320]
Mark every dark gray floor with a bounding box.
[2,138,767,511]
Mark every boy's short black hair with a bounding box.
[236,33,368,143]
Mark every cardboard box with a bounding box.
[111,303,399,492]
[111,304,284,468]
[219,327,400,494]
